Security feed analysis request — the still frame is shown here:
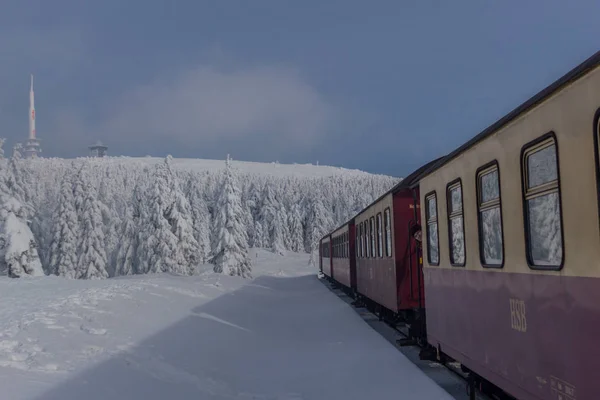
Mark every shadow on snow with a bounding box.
[32,274,357,400]
[32,273,452,400]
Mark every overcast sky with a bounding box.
[1,1,599,177]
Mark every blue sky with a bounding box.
[1,1,600,177]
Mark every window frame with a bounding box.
[476,160,505,268]
[365,220,370,258]
[335,237,338,258]
[425,191,440,266]
[520,131,565,270]
[370,217,375,258]
[360,222,364,258]
[361,222,365,258]
[594,109,600,242]
[384,207,392,257]
[356,225,360,258]
[347,232,349,258]
[446,178,466,267]
[346,232,349,258]
[376,212,383,258]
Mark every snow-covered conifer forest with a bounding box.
[0,145,397,279]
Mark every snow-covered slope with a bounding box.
[0,250,451,400]
[55,156,394,179]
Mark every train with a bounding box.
[319,50,600,400]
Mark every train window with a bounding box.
[370,217,375,257]
[447,180,466,266]
[344,232,349,258]
[356,228,359,258]
[425,192,439,265]
[377,213,383,257]
[356,222,365,257]
[364,222,367,258]
[477,162,504,267]
[384,208,392,257]
[363,222,368,258]
[522,134,563,269]
[346,232,349,258]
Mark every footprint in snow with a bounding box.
[82,345,104,357]
[0,340,21,351]
[80,325,107,336]
[40,363,60,372]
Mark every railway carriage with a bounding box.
[418,51,600,399]
[352,164,435,326]
[354,192,398,312]
[330,221,357,292]
[319,235,332,278]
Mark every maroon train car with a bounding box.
[330,221,357,291]
[350,159,442,329]
[319,235,332,278]
[353,186,423,321]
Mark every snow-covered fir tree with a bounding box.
[186,176,211,263]
[136,156,199,276]
[0,197,44,277]
[76,172,109,279]
[210,156,252,278]
[0,153,396,279]
[114,208,136,276]
[257,183,287,255]
[49,172,79,278]
[0,141,43,278]
[287,204,304,253]
[305,193,334,266]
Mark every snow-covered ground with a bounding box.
[0,250,451,400]
[32,156,395,179]
[89,156,392,179]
